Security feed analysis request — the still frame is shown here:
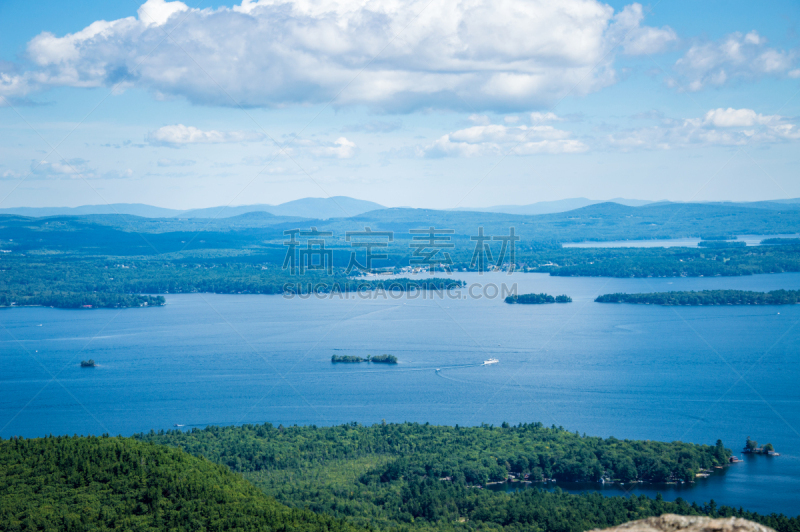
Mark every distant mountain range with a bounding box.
[0,196,385,220]
[2,196,800,220]
[453,197,654,215]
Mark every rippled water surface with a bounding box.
[2,272,799,515]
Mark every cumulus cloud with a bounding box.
[31,158,92,177]
[703,108,778,128]
[0,0,674,111]
[419,116,587,158]
[673,31,798,90]
[147,124,263,146]
[607,3,677,56]
[313,137,358,159]
[530,112,563,123]
[25,158,133,179]
[608,108,800,150]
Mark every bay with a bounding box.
[1,272,799,516]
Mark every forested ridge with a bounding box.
[0,435,361,532]
[133,422,800,532]
[136,422,731,484]
[3,425,799,532]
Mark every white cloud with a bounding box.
[703,108,778,128]
[138,0,188,27]
[31,158,91,177]
[608,3,677,56]
[0,0,674,111]
[147,124,263,146]
[673,31,798,90]
[608,108,800,150]
[419,116,587,158]
[530,112,563,123]
[313,137,357,159]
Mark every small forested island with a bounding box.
[743,437,779,456]
[331,354,398,364]
[505,293,572,304]
[80,359,96,367]
[596,289,800,306]
[697,240,746,248]
[761,238,800,245]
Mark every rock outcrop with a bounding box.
[591,515,775,532]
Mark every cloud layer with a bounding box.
[2,0,675,111]
[671,31,798,90]
[419,114,588,157]
[416,107,800,157]
[147,124,263,146]
[608,108,800,150]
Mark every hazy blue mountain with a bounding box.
[0,197,385,220]
[177,204,276,219]
[452,197,653,215]
[180,197,384,219]
[0,203,183,218]
[256,196,385,219]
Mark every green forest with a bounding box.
[0,435,359,532]
[0,257,463,309]
[3,204,800,310]
[530,244,800,278]
[130,422,796,532]
[595,290,800,306]
[3,424,800,532]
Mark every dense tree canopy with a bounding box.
[0,435,362,532]
[596,290,800,306]
[133,423,800,532]
[4,426,798,532]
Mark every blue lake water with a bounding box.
[1,272,799,516]
[562,234,800,248]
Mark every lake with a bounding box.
[1,272,799,516]
[562,234,800,248]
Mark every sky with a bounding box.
[0,0,799,210]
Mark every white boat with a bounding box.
[483,358,499,365]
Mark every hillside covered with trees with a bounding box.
[3,425,799,532]
[0,435,361,532]
[132,422,800,532]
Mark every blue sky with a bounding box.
[0,0,799,210]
